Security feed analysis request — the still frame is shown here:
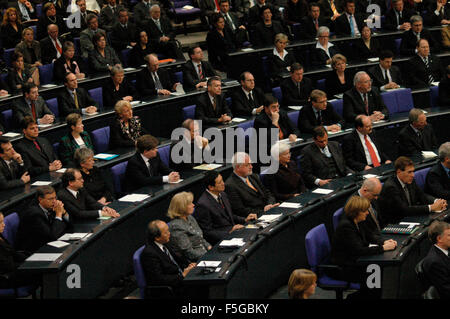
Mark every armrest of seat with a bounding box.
[145,285,175,299]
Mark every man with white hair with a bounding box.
[425,142,450,200]
[343,71,389,124]
[225,152,279,217]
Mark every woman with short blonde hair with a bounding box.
[110,100,146,147]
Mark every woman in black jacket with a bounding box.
[325,53,354,98]
[53,41,86,83]
[206,13,236,72]
[102,65,137,109]
[269,33,297,81]
[88,32,121,74]
[352,26,380,61]
[128,30,154,68]
[109,100,147,148]
[0,8,24,49]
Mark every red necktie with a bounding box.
[198,63,204,79]
[315,19,319,30]
[31,101,37,120]
[55,40,62,55]
[33,140,41,151]
[364,135,380,167]
[363,94,369,115]
[214,0,220,11]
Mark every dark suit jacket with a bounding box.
[102,77,137,109]
[80,28,106,58]
[0,234,26,278]
[378,175,435,225]
[325,70,354,97]
[88,47,122,73]
[334,12,365,36]
[268,49,296,78]
[133,2,152,28]
[206,28,235,71]
[230,86,266,116]
[15,136,58,176]
[349,190,384,240]
[225,172,276,217]
[124,152,172,192]
[297,102,344,134]
[342,86,389,123]
[299,16,329,40]
[300,141,352,188]
[136,67,174,98]
[280,77,313,108]
[14,40,41,69]
[143,17,176,43]
[181,60,216,92]
[253,20,286,48]
[405,54,442,89]
[422,245,450,299]
[352,37,380,60]
[397,124,438,157]
[195,93,232,125]
[368,64,403,89]
[400,29,438,56]
[265,160,306,201]
[0,158,27,190]
[53,56,85,83]
[57,187,104,220]
[36,15,68,41]
[310,45,340,67]
[318,0,344,20]
[425,2,450,26]
[12,96,53,127]
[40,36,63,65]
[331,215,384,266]
[438,77,450,106]
[16,203,70,253]
[99,5,125,31]
[58,87,98,117]
[110,22,138,52]
[128,44,154,68]
[342,130,390,171]
[383,8,414,31]
[194,191,245,245]
[10,1,37,22]
[0,23,24,49]
[425,163,450,200]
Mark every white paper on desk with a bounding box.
[169,179,183,184]
[41,84,58,88]
[327,130,341,135]
[55,168,67,173]
[182,4,194,9]
[26,253,62,261]
[279,202,302,209]
[368,244,379,248]
[123,67,137,72]
[119,194,150,202]
[0,94,11,98]
[367,57,379,62]
[363,174,379,179]
[47,240,70,248]
[288,105,303,111]
[334,93,344,99]
[193,163,222,170]
[31,181,52,186]
[372,120,387,124]
[431,81,440,86]
[232,117,246,123]
[399,222,420,228]
[279,137,302,144]
[241,48,254,52]
[2,132,20,137]
[37,124,52,128]
[325,64,332,68]
[130,100,141,106]
[312,188,334,195]
[258,214,282,223]
[422,151,437,158]
[219,238,245,247]
[197,261,221,267]
[170,92,184,96]
[58,233,89,241]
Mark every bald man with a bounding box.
[136,54,178,98]
[40,24,63,64]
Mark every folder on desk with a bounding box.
[26,253,62,261]
[93,153,119,160]
[2,132,21,137]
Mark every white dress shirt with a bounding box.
[356,130,381,165]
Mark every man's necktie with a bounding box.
[363,93,369,115]
[317,110,322,124]
[198,63,204,79]
[218,194,225,208]
[384,69,389,84]
[55,40,62,55]
[8,162,16,179]
[297,82,301,97]
[364,135,380,167]
[33,140,41,151]
[349,15,355,36]
[417,131,424,148]
[246,178,258,192]
[315,19,319,31]
[153,72,163,90]
[330,0,338,15]
[369,206,381,231]
[73,90,79,109]
[212,96,217,110]
[214,0,220,11]
[424,57,434,84]
[147,159,153,176]
[248,91,255,107]
[404,185,412,206]
[163,246,183,275]
[31,101,37,120]
[155,19,162,32]
[322,146,332,157]
[416,32,420,42]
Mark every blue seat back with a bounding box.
[133,245,147,299]
[414,167,430,191]
[272,87,282,102]
[3,213,19,247]
[332,207,344,230]
[381,90,398,114]
[182,104,196,121]
[88,87,103,110]
[295,154,302,173]
[329,99,343,117]
[1,109,13,132]
[288,110,299,127]
[394,38,401,56]
[120,48,131,67]
[158,144,170,167]
[316,79,326,91]
[38,64,54,85]
[45,98,59,118]
[91,126,110,153]
[53,142,59,155]
[36,3,42,17]
[110,161,128,194]
[395,88,414,113]
[73,37,81,56]
[430,86,439,108]
[3,48,15,67]
[305,224,330,272]
[173,71,183,84]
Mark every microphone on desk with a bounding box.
[394,236,414,259]
[305,198,322,207]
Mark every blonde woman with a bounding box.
[167,192,211,262]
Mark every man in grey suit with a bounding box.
[0,137,30,190]
[99,0,124,31]
[12,82,54,127]
[133,0,152,28]
[80,14,106,58]
[301,126,353,188]
[225,152,279,217]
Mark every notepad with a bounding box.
[232,117,247,123]
[41,84,58,88]
[93,153,119,160]
[26,253,62,261]
[31,181,52,186]
[367,57,379,62]
[2,132,20,137]
[123,67,137,72]
[312,188,334,195]
[193,163,222,170]
[47,241,70,248]
[422,151,437,158]
[288,106,303,111]
[58,233,90,241]
[279,202,302,209]
[130,100,141,106]
[258,214,282,223]
[219,238,245,247]
[0,94,11,98]
[119,194,151,202]
[197,261,221,267]
[37,124,52,128]
[363,174,379,179]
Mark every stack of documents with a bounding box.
[193,163,222,170]
[312,188,334,195]
[26,253,62,261]
[258,214,282,223]
[47,241,70,248]
[422,151,437,159]
[119,194,150,202]
[363,174,379,179]
[232,117,247,123]
[197,261,221,267]
[58,233,90,241]
[279,202,302,209]
[219,238,245,247]
[31,181,52,186]
[2,132,20,138]
[93,153,119,160]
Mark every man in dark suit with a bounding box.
[231,71,265,116]
[12,83,55,127]
[0,137,30,190]
[57,168,119,220]
[424,0,450,26]
[248,0,280,27]
[58,72,98,117]
[423,221,450,299]
[195,170,257,244]
[280,63,313,108]
[378,156,447,225]
[343,71,389,124]
[439,65,450,106]
[98,0,124,31]
[11,0,37,23]
[140,220,196,298]
[342,115,391,171]
[199,0,220,22]
[16,186,70,253]
[333,0,365,37]
[426,142,450,200]
[300,126,353,188]
[368,50,403,91]
[383,0,413,31]
[136,53,176,98]
[400,16,439,56]
[398,108,438,157]
[125,134,180,192]
[405,39,442,89]
[15,116,62,176]
[182,46,216,91]
[318,0,342,22]
[110,9,138,53]
[133,0,152,28]
[142,4,184,59]
[297,89,344,134]
[225,152,279,217]
[300,3,330,40]
[254,95,299,155]
[40,24,64,65]
[219,0,247,46]
[195,76,232,126]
